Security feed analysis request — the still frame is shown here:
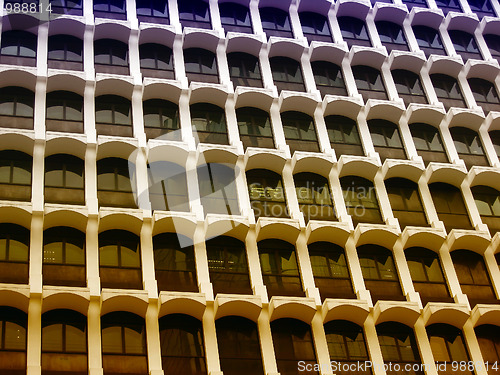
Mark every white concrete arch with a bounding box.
[268,38,305,60]
[226,34,263,56]
[189,86,229,107]
[482,18,500,35]
[94,21,131,43]
[45,136,87,159]
[464,60,500,82]
[310,44,347,66]
[245,151,287,173]
[41,291,90,316]
[350,48,387,69]
[255,220,301,243]
[372,3,408,24]
[214,296,262,322]
[297,0,332,14]
[409,8,444,29]
[258,0,292,12]
[446,13,480,34]
[0,69,37,90]
[96,139,138,160]
[268,297,317,323]
[183,29,220,52]
[335,0,371,19]
[2,13,40,33]
[47,17,86,38]
[427,56,464,76]
[406,105,446,128]
[383,162,425,183]
[338,159,380,180]
[95,77,135,98]
[159,294,206,320]
[142,81,182,103]
[279,94,320,117]
[422,303,470,327]
[306,224,351,248]
[205,217,249,242]
[0,133,34,155]
[0,288,30,313]
[365,102,405,123]
[292,154,334,176]
[447,232,492,254]
[401,228,447,251]
[354,226,400,248]
[448,110,485,132]
[323,96,363,118]
[389,53,426,74]
[46,73,86,96]
[101,293,149,317]
[147,143,189,166]
[234,89,274,111]
[0,206,32,228]
[43,209,88,233]
[471,305,500,326]
[99,211,144,235]
[152,213,197,239]
[138,25,176,47]
[372,302,421,326]
[426,164,467,186]
[197,147,239,165]
[469,169,500,192]
[322,300,371,326]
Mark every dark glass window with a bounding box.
[385,178,428,228]
[247,169,288,219]
[0,150,32,202]
[452,249,498,307]
[309,242,355,300]
[352,65,388,101]
[0,30,37,66]
[405,247,452,305]
[324,320,371,375]
[101,312,148,375]
[236,107,274,149]
[367,119,406,162]
[324,115,363,156]
[271,319,318,375]
[159,314,207,374]
[227,52,262,88]
[177,0,211,29]
[197,163,240,215]
[358,244,405,302]
[0,306,27,375]
[409,123,448,165]
[44,154,84,205]
[258,239,304,297]
[94,39,129,74]
[413,25,446,58]
[429,182,472,231]
[270,56,305,93]
[206,236,252,295]
[475,324,500,375]
[93,0,126,19]
[338,16,371,48]
[402,0,427,10]
[153,233,197,292]
[136,0,168,23]
[427,324,472,374]
[430,73,466,110]
[190,103,227,145]
[139,43,174,79]
[0,87,34,130]
[294,172,336,222]
[99,230,142,290]
[312,61,348,97]
[450,126,488,168]
[469,0,496,18]
[376,322,423,375]
[219,2,252,34]
[47,34,83,70]
[340,176,383,226]
[376,21,409,53]
[50,0,83,15]
[0,223,29,284]
[184,48,219,84]
[449,29,482,61]
[299,12,332,44]
[259,7,293,39]
[143,99,180,140]
[484,34,500,62]
[392,69,427,107]
[491,130,500,158]
[468,77,500,114]
[434,0,461,14]
[97,157,137,208]
[281,111,319,153]
[95,95,133,137]
[148,161,189,212]
[41,309,87,375]
[46,90,84,133]
[472,185,500,235]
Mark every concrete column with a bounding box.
[296,229,321,303]
[259,44,276,91]
[145,302,164,375]
[131,85,146,143]
[172,34,188,86]
[257,309,279,375]
[36,22,48,74]
[269,100,290,154]
[393,239,419,304]
[357,111,378,159]
[311,312,335,375]
[461,177,488,231]
[235,155,251,217]
[417,176,443,229]
[289,1,305,41]
[216,39,232,88]
[88,297,103,375]
[84,82,97,141]
[141,217,157,295]
[29,211,43,294]
[413,318,438,375]
[344,236,371,303]
[462,319,489,375]
[301,48,319,94]
[365,10,383,49]
[439,246,469,306]
[249,0,264,36]
[224,95,243,151]
[86,214,101,295]
[202,305,223,375]
[282,159,304,224]
[194,222,213,300]
[208,0,222,33]
[133,145,151,211]
[128,29,141,79]
[479,125,500,168]
[31,139,45,213]
[313,105,333,154]
[373,170,398,226]
[245,227,268,301]
[398,113,421,161]
[26,295,42,375]
[363,315,386,375]
[178,91,196,148]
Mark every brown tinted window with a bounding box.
[428,182,472,231]
[385,178,428,228]
[247,169,289,219]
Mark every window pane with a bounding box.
[102,326,122,353]
[124,327,145,354]
[65,325,86,352]
[5,321,26,350]
[42,324,64,352]
[100,245,119,266]
[120,246,140,267]
[65,242,85,265]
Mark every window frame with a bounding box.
[219,2,252,33]
[299,11,332,43]
[197,162,240,215]
[259,7,293,38]
[0,30,37,59]
[338,16,371,48]
[247,168,289,219]
[177,0,211,29]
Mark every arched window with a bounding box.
[216,316,264,375]
[190,103,227,144]
[352,65,388,102]
[0,86,35,129]
[99,230,142,290]
[43,226,85,287]
[139,43,174,79]
[324,115,363,156]
[236,107,274,149]
[402,0,428,11]
[227,52,262,88]
[41,309,87,375]
[101,312,147,374]
[0,306,27,374]
[430,73,466,110]
[392,69,427,106]
[184,48,218,84]
[376,322,423,375]
[258,239,303,297]
[148,161,189,212]
[0,30,37,66]
[197,163,240,215]
[449,29,482,61]
[0,223,29,284]
[0,150,32,201]
[271,319,318,375]
[427,323,472,374]
[50,0,83,15]
[376,21,409,53]
[294,172,336,222]
[177,0,211,29]
[490,130,500,158]
[44,154,85,205]
[309,242,355,300]
[219,2,252,34]
[338,16,371,48]
[93,0,126,19]
[409,123,448,165]
[429,182,472,231]
[142,99,179,140]
[299,12,332,43]
[435,0,461,14]
[469,0,496,18]
[259,7,293,39]
[247,169,288,219]
[451,249,497,307]
[413,25,446,57]
[340,176,383,226]
[153,233,197,292]
[97,157,137,208]
[281,111,319,153]
[405,247,452,305]
[450,126,488,168]
[324,320,371,374]
[47,34,83,70]
[385,178,428,228]
[367,119,406,161]
[357,244,405,302]
[94,39,129,74]
[159,314,207,374]
[311,60,347,97]
[270,56,305,93]
[136,0,168,23]
[475,324,500,373]
[468,77,500,113]
[472,185,500,235]
[484,34,500,63]
[95,95,133,137]
[46,90,84,133]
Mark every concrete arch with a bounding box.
[183,29,220,52]
[138,26,176,46]
[47,17,86,38]
[373,302,421,326]
[99,212,144,235]
[256,221,301,243]
[350,49,387,69]
[448,111,485,132]
[482,18,500,35]
[469,169,500,192]
[226,34,263,56]
[0,206,32,228]
[245,151,287,173]
[292,154,334,176]
[189,86,229,108]
[426,164,467,186]
[43,209,88,233]
[159,294,206,320]
[42,291,90,316]
[448,232,492,254]
[354,227,400,248]
[205,217,249,242]
[306,225,351,248]
[428,57,464,76]
[2,13,39,33]
[297,0,333,14]
[323,96,363,118]
[214,296,262,322]
[143,81,182,103]
[197,148,239,165]
[423,304,470,328]
[96,139,138,160]
[383,162,425,183]
[365,102,405,123]
[0,288,30,313]
[147,144,189,166]
[268,297,317,323]
[406,106,446,127]
[471,305,500,326]
[234,90,274,112]
[446,13,480,34]
[402,229,446,251]
[95,77,135,98]
[279,94,320,117]
[338,158,380,180]
[45,136,87,159]
[0,69,37,90]
[268,39,305,60]
[410,8,444,29]
[152,214,197,240]
[101,294,149,317]
[258,0,292,12]
[46,73,86,96]
[465,60,500,82]
[336,0,371,19]
[310,44,347,66]
[389,53,426,74]
[94,21,131,43]
[0,133,34,154]
[373,4,408,24]
[322,300,371,326]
